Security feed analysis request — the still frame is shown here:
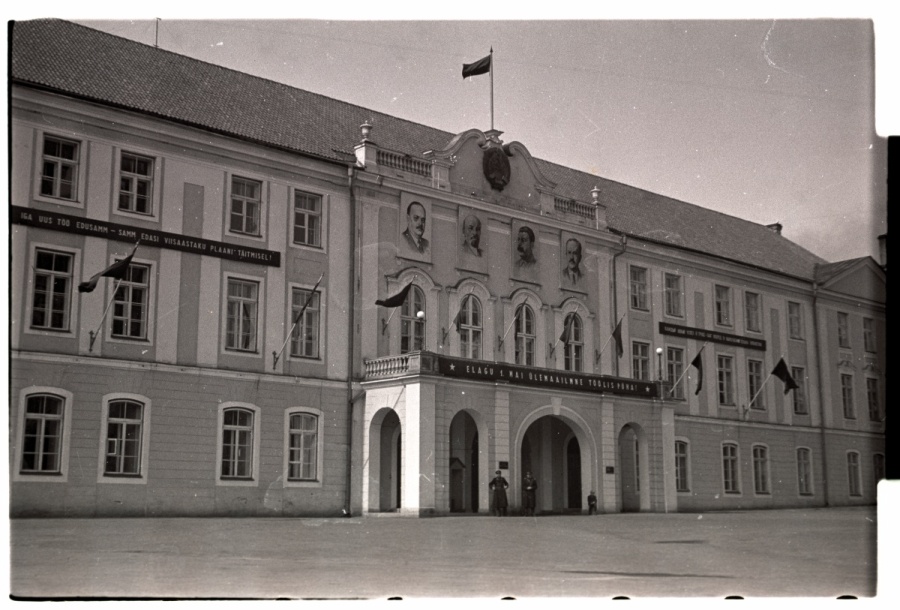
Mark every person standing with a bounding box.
[587,490,598,515]
[489,470,509,516]
[522,471,537,516]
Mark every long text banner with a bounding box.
[12,206,280,267]
[659,321,766,351]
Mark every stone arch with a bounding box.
[386,267,440,353]
[503,287,547,365]
[366,406,403,513]
[553,296,597,373]
[444,406,490,514]
[447,278,495,360]
[617,421,651,512]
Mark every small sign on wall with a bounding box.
[499,461,509,470]
[606,466,615,474]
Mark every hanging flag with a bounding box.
[462,54,491,78]
[452,306,464,332]
[559,313,575,345]
[375,283,413,308]
[78,242,139,293]
[771,358,799,394]
[612,318,624,359]
[291,273,324,327]
[690,352,703,395]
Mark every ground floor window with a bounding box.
[847,452,862,497]
[675,440,690,492]
[797,448,813,495]
[752,445,770,494]
[722,443,740,494]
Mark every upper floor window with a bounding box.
[230,176,262,236]
[748,359,765,409]
[792,367,808,415]
[459,295,483,360]
[104,399,144,476]
[629,266,649,311]
[221,407,254,480]
[111,263,150,340]
[293,191,322,247]
[863,318,876,353]
[722,443,740,494]
[563,313,583,372]
[837,312,850,348]
[514,304,535,366]
[847,452,861,496]
[31,249,73,331]
[841,374,855,419]
[291,288,320,359]
[752,445,770,494]
[632,341,650,381]
[675,440,690,492]
[118,152,154,215]
[667,347,685,400]
[788,301,804,339]
[717,354,735,405]
[20,394,64,474]
[866,377,881,422]
[715,285,732,326]
[287,412,318,482]
[744,291,761,333]
[226,278,259,352]
[40,135,79,201]
[664,273,683,317]
[401,285,425,354]
[797,448,813,495]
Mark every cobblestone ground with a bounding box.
[8,506,880,600]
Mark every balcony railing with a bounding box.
[554,197,595,220]
[364,352,439,379]
[376,150,431,176]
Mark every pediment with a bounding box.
[818,258,886,303]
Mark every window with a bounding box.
[722,443,740,494]
[293,190,322,247]
[563,313,583,372]
[752,445,770,494]
[288,413,318,481]
[221,408,254,479]
[797,448,813,495]
[744,291,761,332]
[667,347,685,400]
[664,273,683,317]
[675,440,690,492]
[459,295,483,360]
[792,367,808,415]
[290,287,320,359]
[748,359,764,409]
[40,135,79,200]
[230,176,262,236]
[629,266,648,311]
[401,286,425,354]
[118,152,154,214]
[841,374,855,419]
[104,400,144,476]
[111,263,150,339]
[632,341,650,381]
[847,452,861,496]
[226,278,259,352]
[837,312,850,348]
[788,301,803,339]
[866,378,881,421]
[20,394,64,474]
[873,454,885,486]
[717,355,735,405]
[514,304,535,366]
[863,318,876,353]
[715,285,732,326]
[31,249,73,331]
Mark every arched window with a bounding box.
[563,313,583,372]
[459,294,482,359]
[288,412,318,481]
[104,399,144,476]
[514,303,535,366]
[21,394,65,474]
[221,407,254,479]
[401,285,425,353]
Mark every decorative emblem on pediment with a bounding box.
[482,145,511,191]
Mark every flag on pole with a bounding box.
[771,358,799,394]
[559,313,575,345]
[78,243,138,293]
[375,283,413,308]
[690,352,703,395]
[612,318,624,359]
[462,54,491,78]
[452,306,464,332]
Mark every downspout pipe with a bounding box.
[812,282,830,507]
[344,165,360,517]
[610,235,627,376]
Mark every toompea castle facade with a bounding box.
[8,20,887,517]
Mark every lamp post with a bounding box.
[656,347,664,381]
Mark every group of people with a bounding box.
[488,470,599,516]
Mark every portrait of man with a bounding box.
[562,237,583,284]
[461,214,482,257]
[402,201,429,254]
[515,226,537,268]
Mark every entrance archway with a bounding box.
[566,436,582,510]
[618,423,649,512]
[368,409,402,512]
[448,410,479,513]
[520,414,589,514]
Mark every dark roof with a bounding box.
[11,19,827,280]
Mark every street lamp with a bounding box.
[656,347,664,381]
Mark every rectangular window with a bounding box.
[632,341,650,381]
[797,448,812,495]
[837,312,850,348]
[31,249,73,331]
[40,135,79,200]
[744,292,761,332]
[293,191,322,247]
[873,454,885,485]
[221,408,254,479]
[866,378,881,421]
[863,318,876,353]
[748,359,765,409]
[118,152,154,214]
[111,263,150,339]
[667,347,685,399]
[104,400,144,476]
[717,355,735,405]
[792,367,808,415]
[715,285,732,326]
[290,288,320,359]
[788,301,803,339]
[847,452,861,496]
[675,441,690,492]
[288,413,318,481]
[722,444,740,493]
[21,394,64,474]
[664,273,683,317]
[841,374,855,419]
[230,176,262,236]
[629,266,648,311]
[226,279,259,352]
[753,445,770,494]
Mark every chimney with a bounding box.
[766,222,782,235]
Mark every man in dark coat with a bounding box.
[489,470,509,516]
[587,490,598,515]
[522,471,537,516]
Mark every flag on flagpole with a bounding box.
[690,352,703,395]
[771,358,799,394]
[78,243,138,293]
[462,54,491,78]
[612,318,624,359]
[375,283,413,308]
[559,313,575,345]
[452,306,464,332]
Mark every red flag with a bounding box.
[375,283,413,308]
[452,307,464,332]
[772,358,799,394]
[612,318,624,359]
[78,243,138,293]
[690,352,703,395]
[462,54,491,78]
[559,314,575,344]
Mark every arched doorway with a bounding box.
[376,410,401,512]
[618,423,648,512]
[448,410,479,513]
[566,437,582,510]
[521,415,584,514]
